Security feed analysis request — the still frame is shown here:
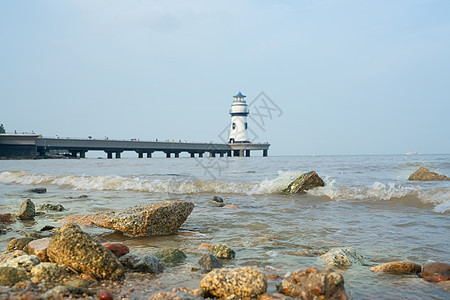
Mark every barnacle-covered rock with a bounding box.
[208,244,235,259]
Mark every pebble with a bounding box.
[422,262,450,282]
[98,290,113,300]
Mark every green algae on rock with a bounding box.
[208,244,235,259]
[47,223,125,280]
[284,171,325,194]
[0,267,28,286]
[154,248,187,266]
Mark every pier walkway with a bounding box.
[35,137,270,158]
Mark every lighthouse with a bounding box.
[228,92,250,143]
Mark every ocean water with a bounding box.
[0,154,449,299]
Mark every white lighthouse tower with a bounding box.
[228,92,250,143]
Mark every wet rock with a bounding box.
[280,267,347,299]
[40,225,56,231]
[63,200,194,236]
[284,171,325,194]
[370,261,421,275]
[285,249,327,257]
[408,167,450,181]
[42,285,96,298]
[47,223,125,280]
[0,250,27,264]
[28,237,51,262]
[212,196,224,203]
[98,290,114,300]
[30,262,66,281]
[0,254,40,272]
[200,267,267,299]
[198,243,211,250]
[16,199,36,220]
[149,290,204,300]
[38,203,66,211]
[26,187,47,194]
[102,242,130,258]
[321,248,367,268]
[198,254,223,271]
[0,224,6,235]
[209,200,225,207]
[0,213,16,224]
[119,253,164,273]
[64,278,92,288]
[422,262,450,282]
[209,244,235,259]
[154,248,187,266]
[0,267,28,286]
[7,237,35,252]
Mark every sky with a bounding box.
[1,0,449,155]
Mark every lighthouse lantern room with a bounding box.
[228,92,250,143]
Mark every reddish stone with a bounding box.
[101,242,129,258]
[370,261,421,275]
[28,238,51,262]
[0,213,16,224]
[198,243,211,250]
[98,290,113,300]
[422,262,450,282]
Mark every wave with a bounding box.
[0,170,448,212]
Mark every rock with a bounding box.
[62,200,194,236]
[408,167,450,181]
[0,224,6,235]
[149,290,204,300]
[38,203,66,211]
[42,285,96,298]
[26,187,47,194]
[154,248,187,266]
[7,237,35,252]
[212,196,224,203]
[0,250,28,264]
[209,244,235,259]
[64,279,92,289]
[98,290,114,300]
[40,225,56,231]
[47,223,125,280]
[200,267,267,299]
[209,200,225,207]
[370,261,421,275]
[0,254,40,272]
[0,213,16,224]
[102,242,130,258]
[422,262,450,282]
[198,243,211,250]
[280,267,347,299]
[16,199,36,220]
[320,248,367,268]
[30,262,66,281]
[119,253,164,273]
[285,249,327,257]
[0,267,28,286]
[198,254,223,271]
[284,171,325,194]
[28,237,51,262]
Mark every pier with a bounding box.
[0,134,269,158]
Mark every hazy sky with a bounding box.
[1,0,449,155]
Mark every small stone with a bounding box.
[212,196,224,203]
[7,238,35,252]
[370,261,421,275]
[0,267,28,286]
[320,248,367,267]
[38,203,66,211]
[280,267,347,299]
[0,255,40,272]
[154,248,187,266]
[98,290,113,300]
[102,242,130,258]
[422,262,450,282]
[26,187,47,194]
[42,285,96,298]
[30,262,66,281]
[408,167,450,181]
[0,250,27,264]
[198,254,223,271]
[40,225,56,231]
[284,171,325,194]
[64,279,91,289]
[197,243,211,250]
[200,267,267,299]
[119,253,164,273]
[17,199,36,220]
[28,237,51,262]
[209,244,235,259]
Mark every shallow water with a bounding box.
[0,154,449,298]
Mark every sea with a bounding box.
[0,154,449,299]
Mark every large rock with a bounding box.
[0,255,40,272]
[119,253,164,273]
[62,200,194,236]
[7,237,35,252]
[16,199,36,220]
[200,267,267,299]
[320,248,367,268]
[0,267,28,286]
[408,167,450,181]
[0,213,16,224]
[208,244,235,259]
[47,223,125,280]
[422,262,450,282]
[280,267,347,299]
[284,171,325,194]
[154,248,187,266]
[31,262,66,281]
[198,254,223,271]
[28,237,51,262]
[370,261,421,275]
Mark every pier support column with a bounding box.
[227,150,232,157]
[239,150,244,157]
[115,151,122,159]
[233,150,240,157]
[174,152,179,158]
[220,152,224,157]
[80,151,86,158]
[106,151,113,159]
[137,151,143,158]
[166,152,171,158]
[263,149,268,157]
[190,153,195,158]
[245,150,250,157]
[210,152,216,158]
[146,152,153,158]
[199,152,203,158]
[69,150,78,158]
